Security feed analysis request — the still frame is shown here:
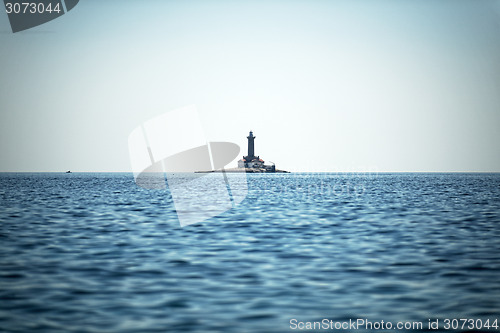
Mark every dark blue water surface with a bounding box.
[1,173,500,332]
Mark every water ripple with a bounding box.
[0,173,499,332]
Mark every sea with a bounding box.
[1,172,499,333]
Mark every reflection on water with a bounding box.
[0,173,499,332]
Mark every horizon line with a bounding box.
[1,171,500,174]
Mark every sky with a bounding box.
[0,0,499,172]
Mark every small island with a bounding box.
[198,131,289,173]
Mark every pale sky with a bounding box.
[1,0,499,172]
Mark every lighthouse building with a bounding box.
[238,131,274,171]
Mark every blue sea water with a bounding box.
[0,172,500,333]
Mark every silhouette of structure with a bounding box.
[197,131,288,173]
[238,131,278,172]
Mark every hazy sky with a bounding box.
[1,0,499,172]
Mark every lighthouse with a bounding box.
[196,130,287,173]
[238,131,265,169]
[246,131,255,159]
